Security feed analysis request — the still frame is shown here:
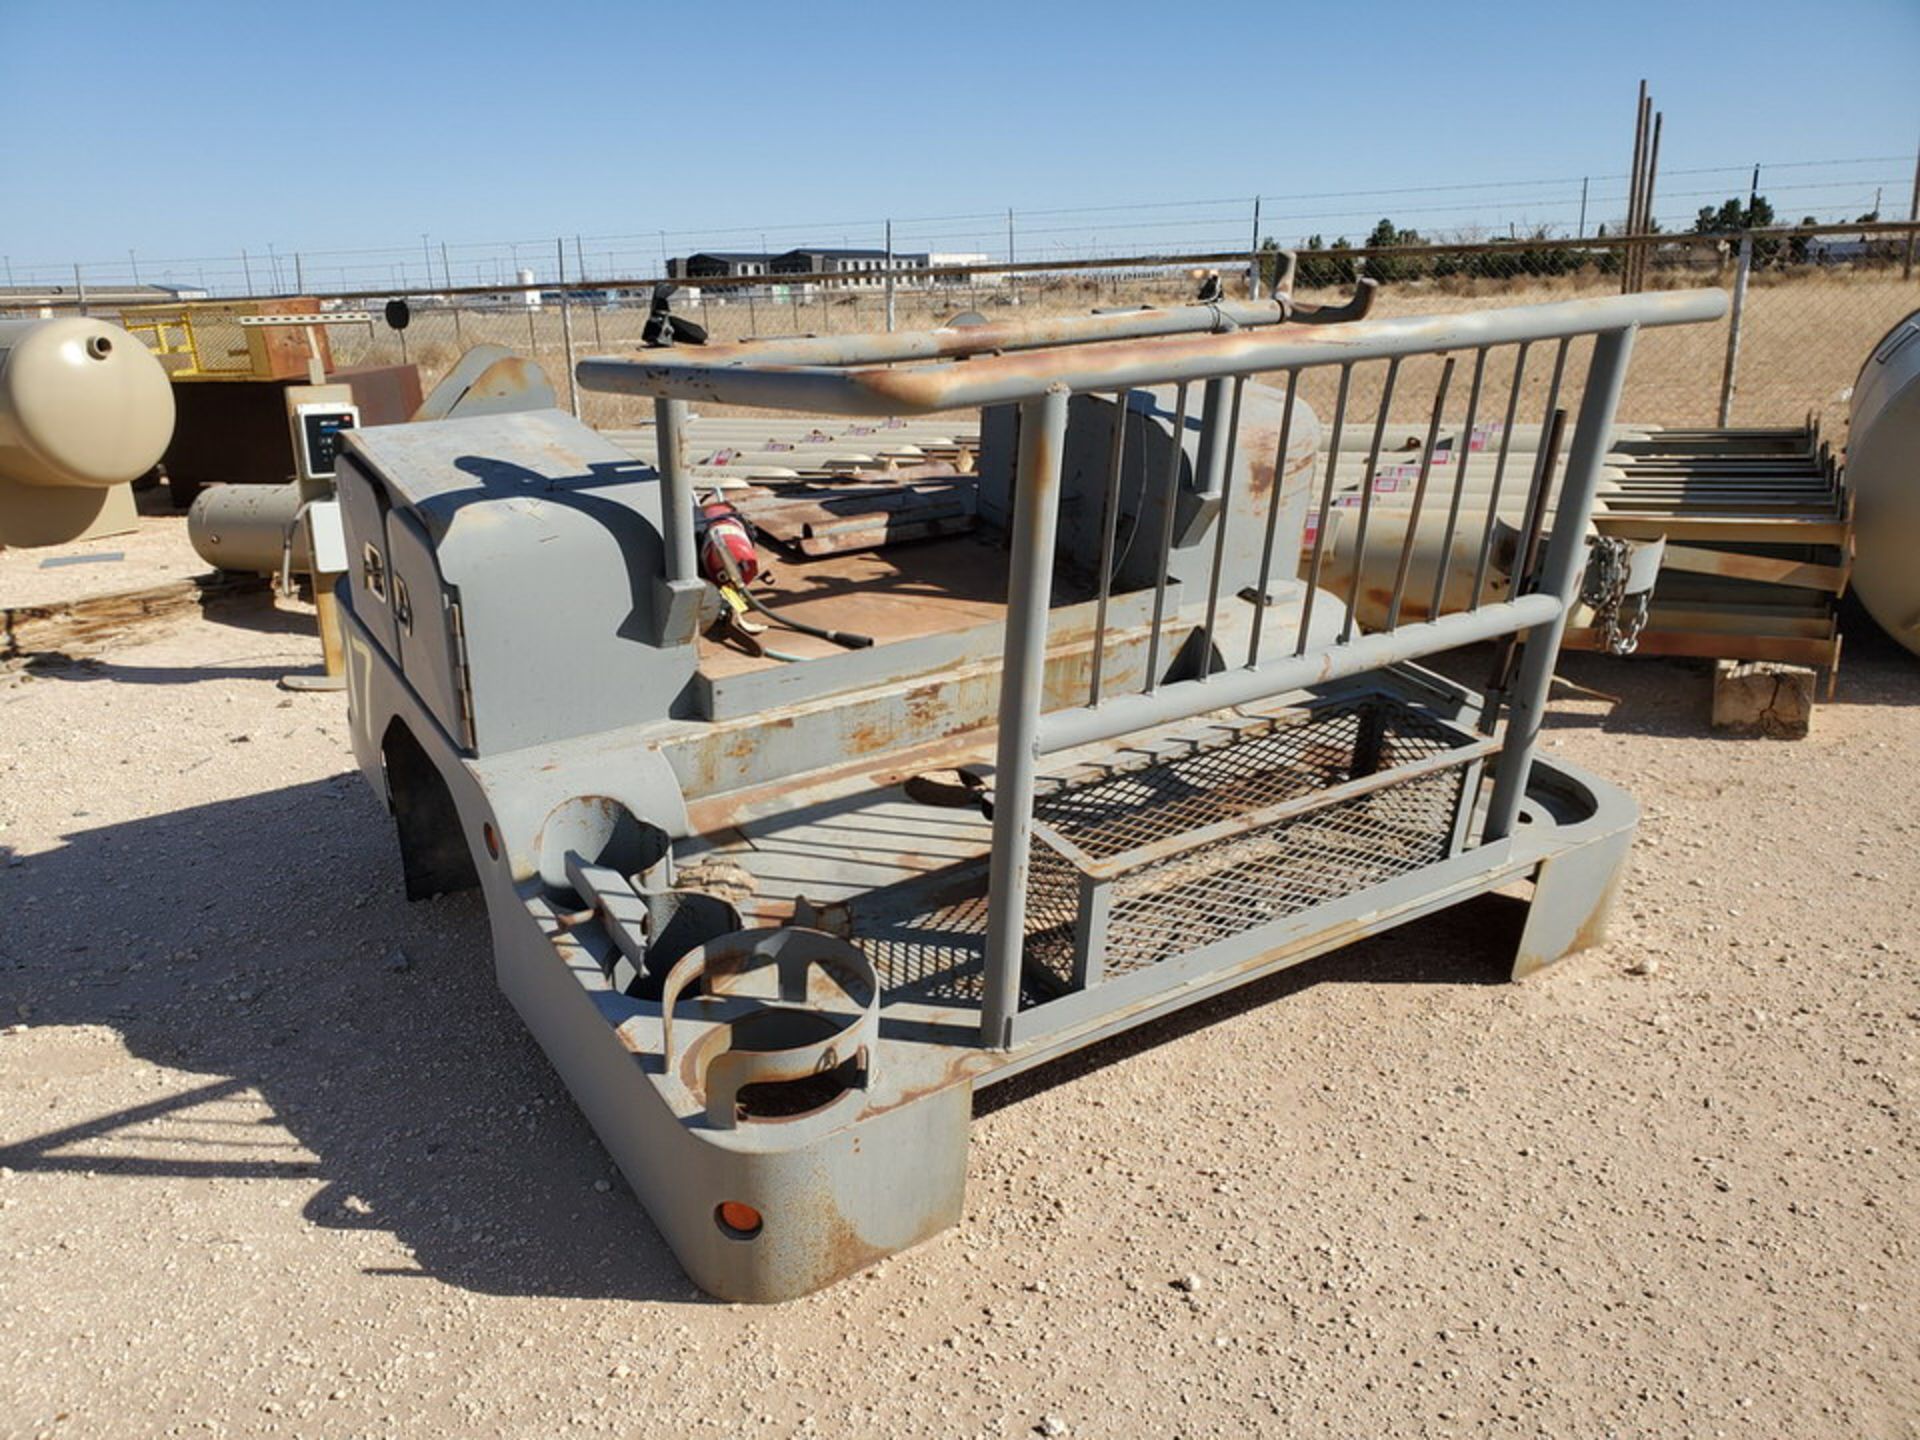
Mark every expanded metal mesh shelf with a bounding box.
[1022,694,1484,989]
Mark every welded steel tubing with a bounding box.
[1428,349,1487,618]
[654,398,698,584]
[1087,389,1130,706]
[599,298,1292,374]
[1192,376,1236,502]
[1198,377,1245,676]
[578,291,1728,417]
[1342,357,1403,643]
[1143,383,1190,692]
[1294,365,1353,657]
[1387,356,1456,629]
[1246,369,1300,667]
[981,387,1071,1048]
[1037,592,1563,756]
[1483,328,1636,840]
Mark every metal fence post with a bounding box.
[445,241,464,346]
[1247,195,1262,299]
[980,385,1070,1048]
[1483,325,1637,842]
[1904,139,1919,282]
[884,219,896,334]
[73,264,87,316]
[557,238,581,418]
[1716,231,1752,427]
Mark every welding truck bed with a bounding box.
[333,284,1726,1300]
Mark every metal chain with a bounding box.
[1582,535,1649,656]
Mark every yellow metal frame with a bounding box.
[117,305,261,379]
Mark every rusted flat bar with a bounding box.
[1562,626,1840,669]
[1593,515,1851,545]
[1658,544,1850,593]
[1640,604,1836,639]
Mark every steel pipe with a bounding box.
[654,397,698,585]
[981,386,1071,1048]
[578,290,1728,418]
[1483,328,1637,839]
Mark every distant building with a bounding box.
[0,281,210,317]
[670,252,780,283]
[928,252,1001,287]
[667,247,979,292]
[769,248,930,288]
[1805,236,1872,264]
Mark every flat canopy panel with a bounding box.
[341,407,654,540]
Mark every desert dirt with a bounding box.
[0,577,1916,1439]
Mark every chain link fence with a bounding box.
[18,225,1916,442]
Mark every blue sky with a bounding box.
[2,0,1915,289]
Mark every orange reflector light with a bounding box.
[716,1201,763,1237]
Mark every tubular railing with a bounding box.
[578,287,1728,1048]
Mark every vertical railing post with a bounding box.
[1716,230,1752,427]
[654,397,697,585]
[1483,326,1637,841]
[981,385,1070,1048]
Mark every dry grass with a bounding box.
[314,267,1918,439]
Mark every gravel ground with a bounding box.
[0,596,1914,1440]
[0,504,199,611]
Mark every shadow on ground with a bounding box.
[1435,605,1920,741]
[0,763,1531,1306]
[1,615,1910,1303]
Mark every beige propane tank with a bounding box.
[1848,309,1920,656]
[0,317,175,547]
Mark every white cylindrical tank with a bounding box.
[0,318,175,489]
[1847,310,1920,656]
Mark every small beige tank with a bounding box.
[1849,310,1920,657]
[0,317,176,489]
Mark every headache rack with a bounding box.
[578,286,1725,1048]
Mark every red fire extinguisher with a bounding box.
[696,496,759,587]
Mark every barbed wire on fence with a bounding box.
[3,150,1915,298]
